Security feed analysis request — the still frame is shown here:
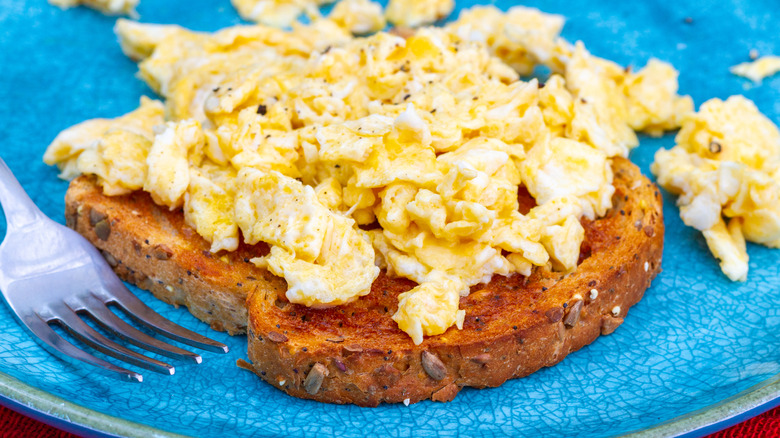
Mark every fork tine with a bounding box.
[102,281,229,353]
[83,294,202,364]
[22,313,143,382]
[54,304,175,375]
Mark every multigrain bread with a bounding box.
[64,156,663,406]
[65,178,283,336]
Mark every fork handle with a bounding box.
[0,157,44,231]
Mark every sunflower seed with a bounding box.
[304,363,329,395]
[101,250,118,267]
[545,307,564,323]
[470,353,491,365]
[94,219,111,241]
[332,358,346,372]
[88,209,107,227]
[267,331,288,343]
[153,244,174,260]
[421,351,447,381]
[563,300,583,327]
[342,344,363,355]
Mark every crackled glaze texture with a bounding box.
[0,0,779,437]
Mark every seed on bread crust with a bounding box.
[332,358,347,372]
[556,323,566,341]
[88,208,107,227]
[153,244,174,260]
[66,208,78,229]
[545,307,564,323]
[94,219,111,241]
[304,363,329,395]
[421,351,447,381]
[101,249,118,267]
[374,364,401,385]
[267,331,288,343]
[563,300,583,327]
[470,353,491,365]
[343,344,363,355]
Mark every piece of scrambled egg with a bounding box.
[386,0,454,28]
[329,0,386,34]
[230,0,450,30]
[43,96,163,193]
[652,96,780,281]
[49,0,138,16]
[45,6,692,344]
[730,55,780,83]
[232,0,334,28]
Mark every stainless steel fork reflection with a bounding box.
[0,157,227,382]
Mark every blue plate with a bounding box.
[1,1,779,437]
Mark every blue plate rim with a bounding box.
[624,373,780,437]
[0,366,778,438]
[0,369,182,438]
[2,2,779,436]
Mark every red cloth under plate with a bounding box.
[1,404,778,437]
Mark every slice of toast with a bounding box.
[65,156,663,406]
[65,177,283,336]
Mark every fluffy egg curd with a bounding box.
[730,55,780,83]
[385,0,454,28]
[232,0,333,28]
[652,96,780,281]
[44,6,693,345]
[328,0,386,35]
[231,0,450,29]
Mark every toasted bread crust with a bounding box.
[65,179,286,335]
[65,157,663,406]
[245,157,663,406]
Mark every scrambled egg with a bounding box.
[329,0,386,34]
[386,0,454,28]
[238,169,379,307]
[231,0,334,27]
[392,271,466,345]
[520,137,613,221]
[446,9,693,154]
[444,5,567,76]
[43,96,164,193]
[45,6,691,344]
[731,55,780,82]
[49,0,138,16]
[231,0,446,30]
[652,96,780,281]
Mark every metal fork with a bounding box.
[0,157,228,382]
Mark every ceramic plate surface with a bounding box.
[0,0,778,436]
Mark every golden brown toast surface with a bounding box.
[66,178,285,335]
[245,156,663,405]
[65,156,663,406]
